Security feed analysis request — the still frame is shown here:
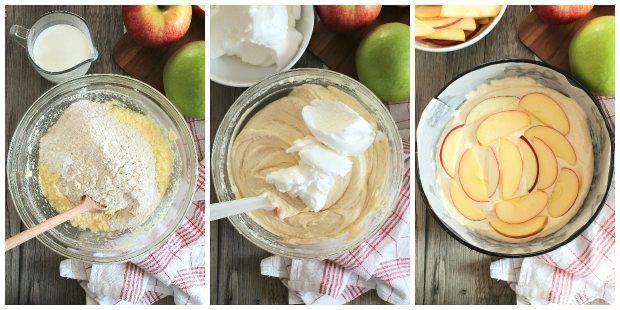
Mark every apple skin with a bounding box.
[163,40,205,118]
[193,5,205,19]
[356,22,410,102]
[532,5,593,24]
[434,19,462,29]
[569,16,615,96]
[122,5,192,47]
[519,136,539,192]
[316,5,381,33]
[439,124,464,178]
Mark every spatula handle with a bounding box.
[5,200,95,251]
[210,195,273,221]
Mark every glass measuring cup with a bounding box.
[10,11,99,83]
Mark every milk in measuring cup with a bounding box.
[32,24,92,72]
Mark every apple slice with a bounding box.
[486,147,500,197]
[450,179,486,221]
[415,18,436,39]
[415,6,442,18]
[446,18,477,31]
[440,125,464,177]
[518,136,539,192]
[495,190,548,224]
[548,168,580,217]
[458,148,488,202]
[524,126,577,165]
[465,25,481,39]
[490,216,548,239]
[440,5,503,18]
[476,17,491,24]
[418,17,462,29]
[476,111,531,146]
[465,96,519,125]
[426,28,466,41]
[427,39,460,46]
[499,138,523,199]
[531,137,558,190]
[519,93,570,135]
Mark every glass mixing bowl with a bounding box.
[7,74,199,263]
[212,68,404,259]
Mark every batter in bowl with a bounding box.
[230,84,389,243]
[38,100,174,232]
[436,77,594,243]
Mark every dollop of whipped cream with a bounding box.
[266,100,375,213]
[210,5,303,69]
[302,100,376,156]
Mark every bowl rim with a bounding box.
[6,73,199,263]
[209,5,315,87]
[415,58,615,258]
[415,5,507,53]
[211,67,404,259]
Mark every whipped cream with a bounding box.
[266,100,375,213]
[210,5,303,69]
[302,100,376,156]
[266,137,351,212]
[288,137,352,176]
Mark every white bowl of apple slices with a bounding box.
[415,5,507,52]
[417,59,613,257]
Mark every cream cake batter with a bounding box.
[230,84,389,243]
[436,77,594,243]
[38,100,174,232]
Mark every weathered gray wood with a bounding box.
[5,5,173,305]
[210,52,388,305]
[415,5,533,305]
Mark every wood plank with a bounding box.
[210,51,388,305]
[415,5,532,305]
[4,5,174,305]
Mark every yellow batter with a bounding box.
[39,104,173,232]
[230,84,389,243]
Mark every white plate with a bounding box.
[415,5,507,53]
[210,5,315,88]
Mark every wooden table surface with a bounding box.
[210,52,388,305]
[4,5,173,305]
[415,5,532,305]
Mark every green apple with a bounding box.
[356,22,410,102]
[569,16,614,96]
[163,40,205,118]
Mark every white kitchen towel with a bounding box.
[60,118,206,305]
[261,105,411,305]
[490,96,615,305]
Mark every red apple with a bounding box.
[532,5,593,25]
[316,5,382,33]
[122,5,192,47]
[193,5,205,19]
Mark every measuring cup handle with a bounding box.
[9,25,29,49]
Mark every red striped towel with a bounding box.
[59,118,206,305]
[261,103,411,304]
[491,97,615,305]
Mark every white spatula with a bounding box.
[210,194,275,221]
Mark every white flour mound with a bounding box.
[39,100,160,230]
